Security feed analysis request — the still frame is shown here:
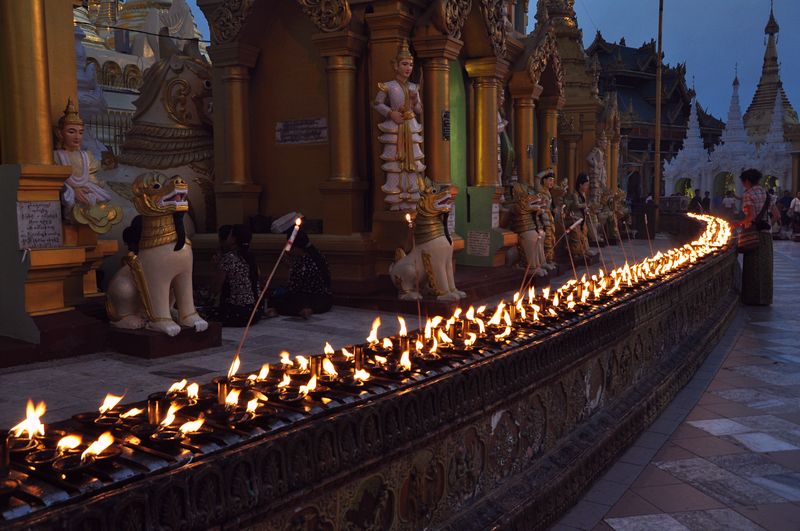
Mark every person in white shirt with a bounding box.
[722,191,737,219]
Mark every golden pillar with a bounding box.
[537,96,562,178]
[313,31,368,234]
[0,0,53,165]
[208,43,262,226]
[414,34,463,186]
[465,58,508,187]
[508,72,543,188]
[564,136,579,189]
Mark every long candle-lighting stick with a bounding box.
[234,217,302,359]
[405,213,423,330]
[558,216,582,284]
[643,213,655,257]
[586,213,608,274]
[623,221,638,263]
[609,210,628,265]
[596,214,618,271]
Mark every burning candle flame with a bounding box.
[56,435,81,455]
[353,368,371,381]
[167,379,187,394]
[277,374,291,388]
[257,364,270,381]
[323,342,335,355]
[120,408,143,419]
[367,317,381,344]
[464,332,477,347]
[437,329,452,344]
[179,416,205,434]
[465,306,475,320]
[415,339,424,352]
[299,375,317,396]
[228,355,240,379]
[187,383,199,400]
[397,316,407,337]
[10,400,46,439]
[374,355,388,365]
[99,393,124,415]
[225,389,240,408]
[400,351,412,371]
[81,432,114,463]
[382,337,393,350]
[280,351,293,366]
[160,403,182,428]
[341,347,354,358]
[322,358,338,377]
[296,355,309,371]
[246,398,259,414]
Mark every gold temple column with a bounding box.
[413,35,463,185]
[208,43,261,226]
[508,73,543,188]
[564,137,578,189]
[465,58,508,187]
[0,0,53,164]
[537,96,562,179]
[313,31,368,234]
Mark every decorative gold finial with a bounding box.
[58,98,84,129]
[394,39,413,63]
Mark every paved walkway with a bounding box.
[553,240,800,531]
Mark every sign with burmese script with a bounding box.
[467,230,490,257]
[275,118,328,145]
[16,201,63,249]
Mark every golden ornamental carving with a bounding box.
[296,0,352,33]
[479,0,507,58]
[432,0,472,40]
[209,0,255,44]
[525,30,565,98]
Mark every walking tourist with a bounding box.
[688,189,703,213]
[701,191,711,213]
[734,169,773,306]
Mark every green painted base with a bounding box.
[456,186,517,267]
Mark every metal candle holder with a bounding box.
[147,392,169,425]
[309,355,323,379]
[353,345,366,371]
[213,377,229,405]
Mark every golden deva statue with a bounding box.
[53,98,122,234]
[374,40,425,211]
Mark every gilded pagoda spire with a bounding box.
[743,2,798,143]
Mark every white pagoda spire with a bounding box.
[681,97,706,156]
[721,72,748,148]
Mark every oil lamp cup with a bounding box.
[149,430,184,452]
[147,392,169,425]
[309,355,324,379]
[353,345,366,371]
[7,437,40,455]
[52,453,95,480]
[25,448,61,468]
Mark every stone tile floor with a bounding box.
[553,240,800,531]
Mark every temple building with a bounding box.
[188,0,616,292]
[663,4,800,201]
[586,33,724,200]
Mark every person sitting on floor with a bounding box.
[266,228,332,319]
[206,224,263,327]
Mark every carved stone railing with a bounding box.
[5,223,737,530]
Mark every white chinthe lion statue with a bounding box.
[390,177,465,302]
[106,172,208,336]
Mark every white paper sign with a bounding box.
[467,230,490,257]
[16,201,63,249]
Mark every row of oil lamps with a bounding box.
[0,214,730,496]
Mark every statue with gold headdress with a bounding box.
[374,40,425,211]
[54,98,122,234]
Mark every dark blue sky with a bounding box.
[562,0,799,120]
[189,0,799,121]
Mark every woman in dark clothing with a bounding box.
[734,169,772,306]
[266,228,332,319]
[206,224,263,326]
